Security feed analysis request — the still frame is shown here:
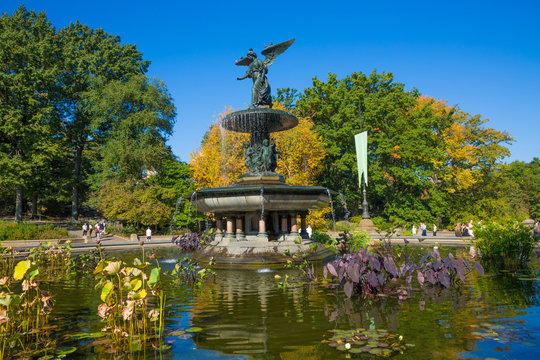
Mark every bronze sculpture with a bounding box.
[236,39,295,108]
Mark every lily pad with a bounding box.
[328,342,339,347]
[55,346,77,355]
[185,327,203,333]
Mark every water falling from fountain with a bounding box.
[169,196,184,233]
[338,193,351,221]
[326,188,336,230]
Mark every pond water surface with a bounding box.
[41,247,540,359]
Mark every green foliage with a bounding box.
[335,220,354,232]
[0,221,68,241]
[292,71,513,226]
[311,231,334,246]
[171,257,215,287]
[349,216,364,224]
[473,222,537,265]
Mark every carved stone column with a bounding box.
[280,214,288,235]
[258,214,267,239]
[215,217,224,240]
[236,215,245,240]
[225,216,235,239]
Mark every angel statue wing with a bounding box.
[261,38,295,67]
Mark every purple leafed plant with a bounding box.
[172,229,215,252]
[324,247,484,298]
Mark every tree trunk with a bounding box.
[15,184,23,223]
[71,146,83,222]
[31,194,37,219]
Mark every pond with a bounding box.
[7,246,540,359]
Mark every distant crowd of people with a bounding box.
[82,220,107,240]
[411,222,437,237]
[410,219,483,237]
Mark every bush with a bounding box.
[473,221,537,264]
[107,224,137,237]
[311,231,334,246]
[349,216,363,224]
[335,220,353,232]
[0,221,68,241]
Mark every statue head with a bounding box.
[263,139,269,146]
[247,48,257,59]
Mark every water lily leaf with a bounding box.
[100,281,114,302]
[13,260,31,280]
[93,261,105,275]
[28,268,39,280]
[328,342,339,347]
[0,294,21,306]
[185,327,203,333]
[148,267,160,286]
[349,348,362,353]
[56,346,77,355]
[70,332,107,339]
[336,345,346,351]
[137,289,147,299]
[131,279,142,291]
[369,348,383,355]
[103,261,122,275]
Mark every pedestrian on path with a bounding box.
[433,224,437,236]
[412,225,417,236]
[420,223,427,236]
[82,223,88,236]
[146,227,152,241]
[88,223,93,237]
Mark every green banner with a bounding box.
[354,132,368,187]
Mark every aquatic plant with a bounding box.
[325,328,413,356]
[0,259,56,359]
[0,243,20,278]
[28,240,72,268]
[92,245,166,353]
[473,221,537,265]
[172,229,215,252]
[324,247,484,298]
[171,257,215,286]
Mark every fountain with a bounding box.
[190,39,334,266]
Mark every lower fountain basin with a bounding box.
[191,184,330,213]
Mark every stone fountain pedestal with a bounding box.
[190,107,335,267]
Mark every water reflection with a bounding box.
[39,248,540,359]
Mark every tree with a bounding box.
[0,6,62,222]
[57,21,149,221]
[294,71,513,226]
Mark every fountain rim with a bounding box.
[221,108,299,134]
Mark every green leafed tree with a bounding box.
[57,21,149,221]
[0,6,62,222]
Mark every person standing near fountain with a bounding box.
[146,226,152,242]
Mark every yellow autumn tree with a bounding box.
[413,96,512,194]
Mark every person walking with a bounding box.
[433,224,437,236]
[146,227,152,241]
[420,223,427,236]
[412,225,417,236]
[82,223,88,236]
[89,223,93,237]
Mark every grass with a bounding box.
[0,221,68,241]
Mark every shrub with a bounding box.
[0,221,68,241]
[335,220,353,232]
[349,216,363,224]
[473,221,537,264]
[311,231,334,246]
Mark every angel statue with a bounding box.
[235,38,295,108]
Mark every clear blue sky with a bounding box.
[3,0,539,163]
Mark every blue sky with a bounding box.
[3,0,539,163]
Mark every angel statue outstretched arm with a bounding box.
[235,39,295,108]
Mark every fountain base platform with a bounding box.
[192,238,334,269]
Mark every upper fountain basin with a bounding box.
[222,108,298,134]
